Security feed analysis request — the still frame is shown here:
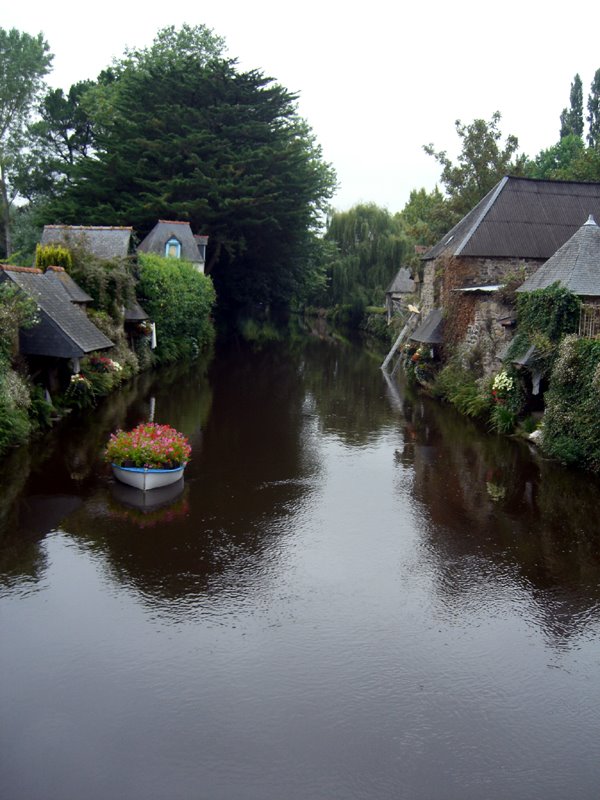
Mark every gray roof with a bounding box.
[386,267,416,295]
[0,266,113,358]
[137,220,204,263]
[410,308,444,344]
[124,299,149,321]
[44,266,92,303]
[424,177,600,261]
[41,225,133,260]
[516,215,600,297]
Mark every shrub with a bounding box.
[541,336,600,471]
[63,374,96,410]
[0,368,32,454]
[35,244,73,271]
[431,362,492,420]
[137,253,216,363]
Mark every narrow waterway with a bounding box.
[1,335,599,800]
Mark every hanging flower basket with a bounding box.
[105,423,191,491]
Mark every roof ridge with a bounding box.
[158,219,191,225]
[0,264,42,274]
[455,177,509,257]
[44,225,133,231]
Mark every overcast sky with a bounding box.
[5,1,600,213]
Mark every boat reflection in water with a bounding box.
[108,478,188,529]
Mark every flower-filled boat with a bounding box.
[105,422,191,491]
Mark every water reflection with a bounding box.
[1,335,600,800]
[396,388,600,645]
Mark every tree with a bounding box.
[560,73,584,139]
[14,81,95,203]
[0,28,53,257]
[526,134,586,180]
[322,204,409,307]
[423,112,526,218]
[41,25,335,317]
[587,69,600,148]
[397,186,455,246]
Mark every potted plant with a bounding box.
[105,422,191,491]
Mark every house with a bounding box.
[421,176,600,372]
[0,265,113,393]
[385,267,416,322]
[137,220,208,273]
[40,225,133,260]
[517,214,600,339]
[39,224,148,325]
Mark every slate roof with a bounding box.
[516,215,600,297]
[44,266,92,303]
[137,220,205,263]
[410,308,444,344]
[386,267,416,295]
[0,266,113,358]
[124,299,149,321]
[41,225,133,260]
[424,177,600,261]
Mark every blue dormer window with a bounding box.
[165,237,181,259]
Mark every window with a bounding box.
[165,237,181,259]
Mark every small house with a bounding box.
[0,265,113,394]
[385,267,416,322]
[517,215,600,338]
[40,225,134,261]
[137,220,208,273]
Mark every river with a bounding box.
[1,334,599,800]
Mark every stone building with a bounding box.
[420,176,600,372]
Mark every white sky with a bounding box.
[4,1,600,213]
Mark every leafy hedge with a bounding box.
[541,335,600,471]
[137,253,216,363]
[506,283,581,376]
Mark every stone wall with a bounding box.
[418,255,545,375]
[461,295,514,375]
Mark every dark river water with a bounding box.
[1,334,599,800]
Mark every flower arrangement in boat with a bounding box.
[105,423,191,469]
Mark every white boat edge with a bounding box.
[111,463,186,491]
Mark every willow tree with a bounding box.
[323,204,409,307]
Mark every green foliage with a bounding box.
[489,403,517,435]
[34,243,73,270]
[360,308,392,344]
[104,422,191,469]
[137,253,215,363]
[322,204,408,309]
[431,362,492,420]
[14,81,96,204]
[507,283,581,375]
[560,74,584,139]
[542,336,600,471]
[525,133,600,182]
[0,28,53,258]
[397,186,456,248]
[62,374,96,410]
[587,68,600,147]
[86,310,140,378]
[38,25,335,317]
[423,112,527,218]
[0,283,38,364]
[66,243,136,319]
[237,318,282,343]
